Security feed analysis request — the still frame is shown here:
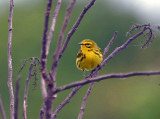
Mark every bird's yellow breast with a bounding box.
[76,49,103,71]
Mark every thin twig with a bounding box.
[50,0,76,88]
[100,27,146,69]
[126,24,154,48]
[52,86,82,119]
[8,0,14,118]
[14,76,21,119]
[78,83,94,119]
[55,71,160,93]
[46,0,63,56]
[23,60,35,119]
[0,96,6,119]
[41,0,53,84]
[59,0,96,59]
[103,31,118,58]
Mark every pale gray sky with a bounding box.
[107,0,160,24]
[0,0,160,24]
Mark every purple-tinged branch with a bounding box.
[78,83,94,119]
[8,0,14,119]
[99,26,149,72]
[89,24,154,78]
[126,24,154,48]
[23,60,35,119]
[0,96,6,119]
[41,0,53,84]
[41,76,47,99]
[59,0,96,59]
[52,86,81,119]
[103,31,118,58]
[14,76,21,119]
[55,71,160,93]
[44,1,77,117]
[50,0,76,88]
[141,27,154,48]
[46,0,63,56]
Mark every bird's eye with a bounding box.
[85,43,91,48]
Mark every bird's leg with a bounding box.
[97,64,101,70]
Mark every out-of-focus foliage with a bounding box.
[0,1,160,119]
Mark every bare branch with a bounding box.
[126,24,154,48]
[0,96,6,119]
[8,0,14,118]
[40,77,47,119]
[41,76,47,99]
[40,0,62,103]
[78,83,94,119]
[41,0,53,84]
[59,0,96,59]
[50,0,76,87]
[99,25,150,71]
[23,59,37,119]
[52,86,81,119]
[46,0,63,56]
[14,76,21,119]
[103,31,118,58]
[43,1,77,118]
[19,57,40,90]
[55,71,160,93]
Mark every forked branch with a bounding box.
[41,0,53,84]
[22,58,40,119]
[59,0,96,59]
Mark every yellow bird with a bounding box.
[76,39,103,76]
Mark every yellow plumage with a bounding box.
[76,39,103,71]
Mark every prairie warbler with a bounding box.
[76,39,103,75]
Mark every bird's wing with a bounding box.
[77,49,83,58]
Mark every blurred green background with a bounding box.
[1,0,160,119]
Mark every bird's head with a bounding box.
[79,39,97,50]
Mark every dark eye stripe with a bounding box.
[85,45,91,48]
[85,43,91,48]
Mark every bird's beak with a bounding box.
[78,42,83,45]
